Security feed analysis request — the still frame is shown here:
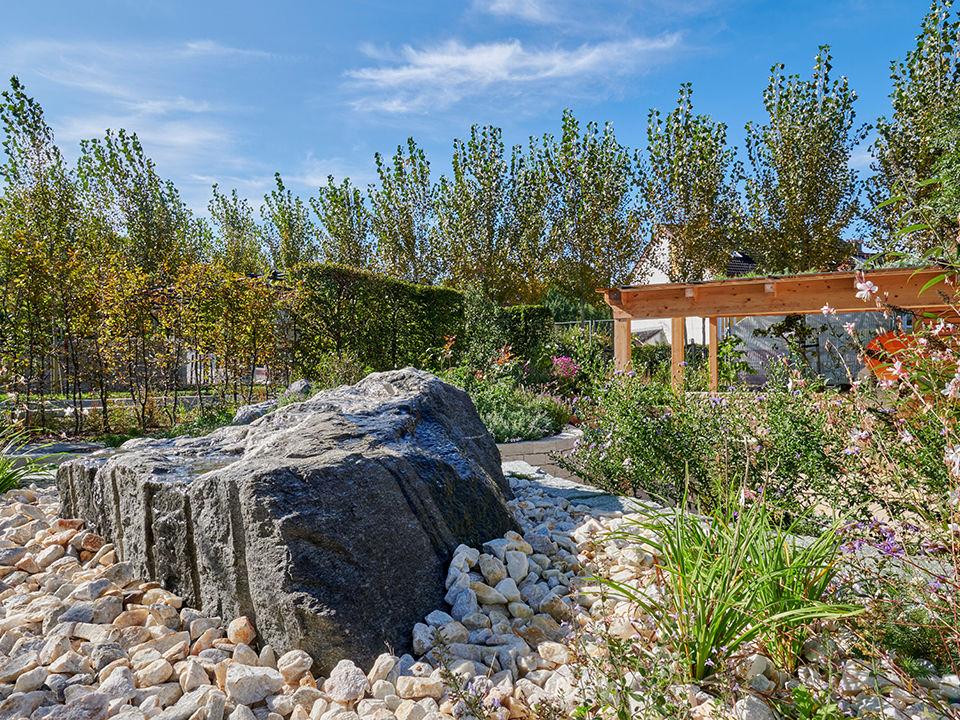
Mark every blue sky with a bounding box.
[0,0,936,215]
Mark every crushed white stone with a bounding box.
[0,467,950,720]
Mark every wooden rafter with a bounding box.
[598,267,958,389]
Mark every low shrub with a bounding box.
[557,367,858,517]
[445,369,562,443]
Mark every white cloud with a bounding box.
[289,153,377,190]
[346,35,682,113]
[475,0,554,22]
[179,40,276,60]
[0,38,282,211]
[849,146,874,171]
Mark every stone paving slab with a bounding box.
[501,460,656,515]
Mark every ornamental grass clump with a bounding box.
[600,489,863,682]
[0,425,57,492]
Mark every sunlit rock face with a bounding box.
[58,368,518,673]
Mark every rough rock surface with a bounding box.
[231,399,278,425]
[57,368,518,673]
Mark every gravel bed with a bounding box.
[0,463,955,720]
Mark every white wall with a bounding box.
[630,265,706,344]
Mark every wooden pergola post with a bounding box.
[671,317,685,388]
[708,316,719,391]
[613,317,632,372]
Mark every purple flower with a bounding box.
[875,539,905,558]
[921,538,948,555]
[926,576,945,592]
[840,539,866,554]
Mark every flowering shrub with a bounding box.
[558,366,858,516]
[551,355,580,379]
[443,348,564,443]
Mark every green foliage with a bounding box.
[208,185,268,275]
[775,685,845,720]
[94,431,142,448]
[643,83,744,282]
[292,263,463,378]
[602,492,861,681]
[435,125,547,305]
[542,287,611,323]
[717,335,752,386]
[498,304,553,368]
[745,46,866,272]
[870,0,960,251]
[472,383,561,443]
[311,175,372,269]
[159,405,235,439]
[543,110,649,317]
[457,284,508,370]
[864,601,960,671]
[369,138,440,284]
[261,173,318,272]
[0,426,55,492]
[457,287,553,372]
[559,369,861,518]
[443,365,561,443]
[299,352,372,393]
[79,128,206,278]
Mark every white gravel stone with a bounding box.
[734,695,776,720]
[277,649,314,683]
[225,663,284,706]
[325,659,370,703]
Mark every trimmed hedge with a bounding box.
[499,304,554,363]
[292,264,464,378]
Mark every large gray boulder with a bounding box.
[58,368,518,673]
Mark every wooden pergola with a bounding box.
[598,267,958,390]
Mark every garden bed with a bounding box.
[497,426,582,481]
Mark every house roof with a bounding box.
[632,328,664,344]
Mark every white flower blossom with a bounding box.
[855,280,877,301]
[848,428,870,443]
[945,445,960,477]
[942,370,960,399]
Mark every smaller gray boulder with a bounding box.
[232,399,278,425]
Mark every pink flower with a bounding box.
[821,304,835,315]
[551,356,579,380]
[843,323,856,336]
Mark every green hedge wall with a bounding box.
[499,304,554,362]
[292,263,464,378]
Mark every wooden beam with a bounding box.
[598,268,954,320]
[613,318,632,372]
[708,316,719,391]
[671,317,685,389]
